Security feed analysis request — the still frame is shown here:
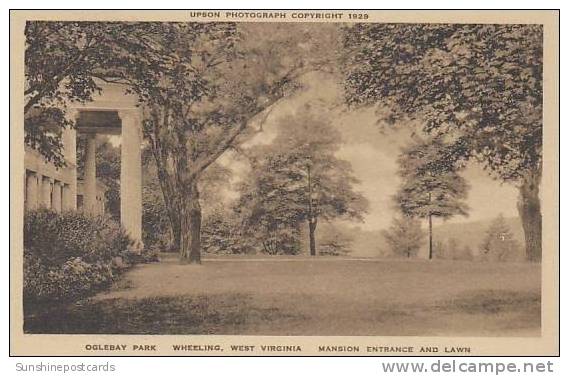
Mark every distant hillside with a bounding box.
[432,217,524,248]
[299,223,388,257]
[350,228,389,257]
[300,217,525,259]
[349,217,525,259]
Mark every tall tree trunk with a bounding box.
[147,121,182,252]
[428,213,433,260]
[309,217,317,256]
[517,170,542,262]
[169,222,181,252]
[307,164,318,256]
[180,181,202,264]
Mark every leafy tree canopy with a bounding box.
[343,23,542,182]
[396,135,469,219]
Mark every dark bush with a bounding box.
[24,251,115,304]
[201,209,250,254]
[24,209,132,266]
[142,192,172,249]
[23,209,155,304]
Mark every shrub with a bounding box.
[24,209,132,266]
[142,192,172,249]
[201,209,249,254]
[479,214,523,262]
[23,209,154,304]
[317,224,354,256]
[24,252,114,303]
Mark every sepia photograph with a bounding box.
[9,10,559,356]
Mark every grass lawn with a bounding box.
[24,254,541,336]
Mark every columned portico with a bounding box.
[71,108,144,248]
[22,81,145,249]
[25,81,144,250]
[70,85,145,251]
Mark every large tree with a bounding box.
[141,146,232,251]
[238,109,368,256]
[117,23,337,263]
[342,24,543,261]
[395,136,469,259]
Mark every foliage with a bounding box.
[24,22,137,165]
[395,135,470,220]
[142,189,172,249]
[343,23,542,182]
[479,214,523,262]
[23,209,154,304]
[93,140,121,220]
[382,215,426,258]
[237,108,368,255]
[24,252,114,304]
[24,209,132,266]
[201,208,250,255]
[237,197,303,255]
[317,225,355,256]
[24,107,70,167]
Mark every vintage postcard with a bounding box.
[10,10,559,356]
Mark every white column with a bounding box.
[119,110,143,247]
[25,171,39,210]
[64,109,78,210]
[62,183,72,211]
[83,134,98,215]
[52,181,62,213]
[40,176,52,209]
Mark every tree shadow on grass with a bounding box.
[23,289,541,336]
[365,289,541,337]
[24,293,303,334]
[435,289,541,315]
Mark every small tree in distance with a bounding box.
[480,214,522,262]
[395,135,470,259]
[382,215,426,258]
[433,239,447,259]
